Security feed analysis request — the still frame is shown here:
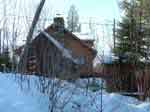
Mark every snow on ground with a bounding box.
[0,72,150,112]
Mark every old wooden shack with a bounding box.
[18,17,97,79]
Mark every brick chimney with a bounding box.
[53,16,65,32]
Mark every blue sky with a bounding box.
[46,0,121,20]
[2,0,120,22]
[0,0,120,21]
[23,0,120,21]
[65,0,120,19]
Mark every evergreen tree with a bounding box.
[114,0,150,64]
[67,5,80,32]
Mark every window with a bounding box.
[78,56,85,65]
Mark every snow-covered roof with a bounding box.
[73,32,94,40]
[41,31,82,65]
[93,55,113,66]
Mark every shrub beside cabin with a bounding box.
[17,17,97,79]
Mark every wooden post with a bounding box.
[0,29,1,54]
[27,56,37,73]
[113,19,116,49]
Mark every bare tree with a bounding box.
[18,0,46,72]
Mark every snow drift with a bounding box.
[0,73,150,112]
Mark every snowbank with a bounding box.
[0,73,150,112]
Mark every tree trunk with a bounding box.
[17,0,46,73]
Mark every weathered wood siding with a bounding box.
[19,33,80,79]
[46,27,96,76]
